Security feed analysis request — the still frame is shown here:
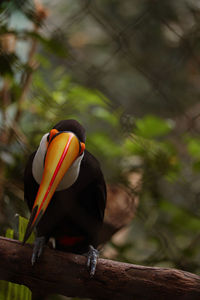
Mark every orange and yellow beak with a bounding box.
[23,130,85,244]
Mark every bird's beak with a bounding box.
[23,131,85,244]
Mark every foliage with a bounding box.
[1,1,200,299]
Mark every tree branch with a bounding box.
[0,237,199,300]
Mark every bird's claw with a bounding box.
[86,245,99,277]
[31,236,46,265]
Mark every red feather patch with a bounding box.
[57,236,84,246]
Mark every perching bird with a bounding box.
[23,119,106,276]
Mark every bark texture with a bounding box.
[0,237,200,300]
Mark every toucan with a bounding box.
[23,119,106,276]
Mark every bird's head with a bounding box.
[23,120,85,243]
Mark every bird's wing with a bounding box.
[80,180,106,222]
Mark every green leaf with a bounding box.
[88,132,122,158]
[5,228,14,239]
[186,137,200,160]
[91,107,119,127]
[18,216,35,244]
[135,115,173,138]
[68,86,108,109]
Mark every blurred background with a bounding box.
[1,0,200,299]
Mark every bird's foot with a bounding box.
[31,236,46,266]
[86,245,99,277]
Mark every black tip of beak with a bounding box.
[23,206,39,244]
[23,224,32,245]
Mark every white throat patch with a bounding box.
[32,133,84,191]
